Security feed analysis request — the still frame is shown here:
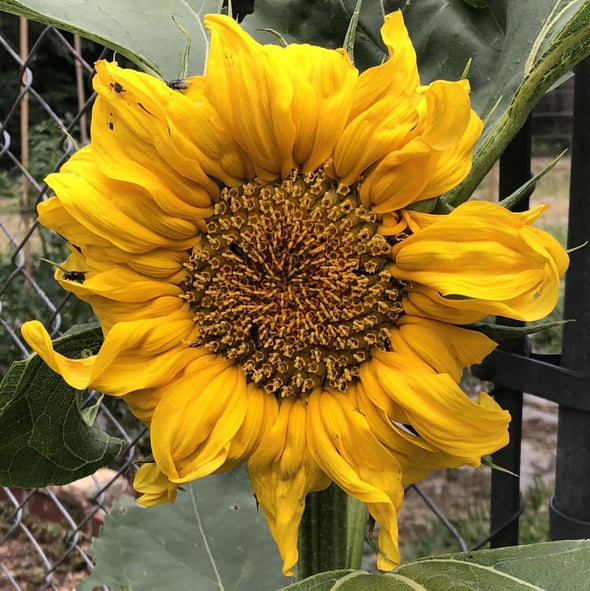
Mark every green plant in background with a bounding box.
[28,118,74,183]
[0,1,589,590]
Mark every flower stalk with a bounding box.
[297,485,366,579]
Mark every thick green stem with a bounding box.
[297,484,367,579]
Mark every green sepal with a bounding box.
[0,323,124,488]
[343,0,364,64]
[498,149,567,211]
[467,320,569,341]
[481,456,518,478]
[80,392,104,427]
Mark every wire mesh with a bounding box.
[0,15,560,591]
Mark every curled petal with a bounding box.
[390,315,497,382]
[248,397,330,576]
[93,60,222,199]
[204,15,356,179]
[354,383,465,485]
[349,11,419,120]
[307,390,403,570]
[221,383,279,471]
[45,149,205,254]
[150,362,246,483]
[366,355,510,462]
[361,81,478,212]
[20,314,201,395]
[134,463,178,506]
[392,201,569,321]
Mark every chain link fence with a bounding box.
[0,15,561,591]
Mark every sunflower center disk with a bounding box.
[182,168,404,398]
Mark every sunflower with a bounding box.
[21,12,568,575]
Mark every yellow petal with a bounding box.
[46,149,203,254]
[402,284,492,324]
[369,354,510,461]
[361,81,477,212]
[278,43,357,171]
[84,246,188,282]
[204,15,294,179]
[334,91,419,186]
[418,109,483,200]
[392,201,569,321]
[20,312,202,395]
[354,383,466,484]
[248,397,329,576]
[150,362,246,483]
[134,463,178,506]
[349,11,419,121]
[37,196,113,251]
[123,387,163,428]
[93,60,221,198]
[307,389,403,570]
[203,15,356,179]
[390,315,497,382]
[336,11,457,186]
[89,97,214,220]
[221,383,278,471]
[165,80,255,184]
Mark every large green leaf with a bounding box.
[278,571,356,591]
[394,541,590,590]
[279,541,590,590]
[77,466,286,591]
[0,0,221,79]
[0,323,124,487]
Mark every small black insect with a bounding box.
[63,271,87,284]
[39,258,87,284]
[229,242,251,266]
[110,81,125,96]
[168,78,189,91]
[108,121,114,131]
[250,323,260,349]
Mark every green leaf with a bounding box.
[0,0,221,79]
[395,541,590,591]
[281,541,590,590]
[279,570,356,591]
[0,323,124,487]
[77,466,286,591]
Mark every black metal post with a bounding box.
[489,119,532,548]
[550,56,590,540]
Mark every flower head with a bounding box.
[22,12,567,575]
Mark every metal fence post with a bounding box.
[489,120,531,548]
[550,56,590,540]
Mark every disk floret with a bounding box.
[181,168,404,397]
